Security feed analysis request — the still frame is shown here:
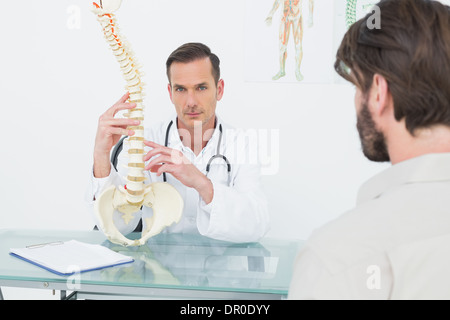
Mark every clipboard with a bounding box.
[9,240,134,276]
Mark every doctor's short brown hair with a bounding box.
[166,42,221,86]
[335,0,450,135]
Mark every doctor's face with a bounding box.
[168,58,224,131]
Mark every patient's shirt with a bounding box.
[289,153,450,300]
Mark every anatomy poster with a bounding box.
[244,0,378,84]
[245,0,335,84]
[245,0,450,84]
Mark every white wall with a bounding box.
[0,0,389,243]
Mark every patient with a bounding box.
[289,0,450,299]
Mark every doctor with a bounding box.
[88,42,270,243]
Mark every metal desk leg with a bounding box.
[61,290,78,300]
[0,287,4,300]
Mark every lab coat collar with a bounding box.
[357,153,450,205]
[166,114,223,154]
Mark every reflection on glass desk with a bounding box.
[0,229,304,300]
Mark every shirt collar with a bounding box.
[166,115,223,153]
[357,153,450,204]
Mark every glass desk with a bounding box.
[0,229,303,300]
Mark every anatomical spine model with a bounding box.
[91,0,183,247]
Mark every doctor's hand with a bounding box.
[143,140,214,204]
[93,92,140,178]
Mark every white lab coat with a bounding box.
[86,115,270,243]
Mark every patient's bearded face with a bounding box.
[357,99,390,163]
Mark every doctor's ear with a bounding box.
[216,79,225,101]
[168,83,174,102]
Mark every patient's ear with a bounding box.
[370,74,392,117]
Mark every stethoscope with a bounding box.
[163,120,231,184]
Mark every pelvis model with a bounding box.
[91,0,183,247]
